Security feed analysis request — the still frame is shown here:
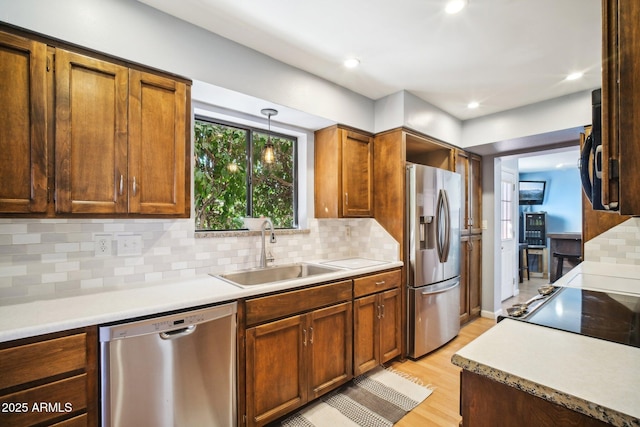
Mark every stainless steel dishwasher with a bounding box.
[100,302,237,427]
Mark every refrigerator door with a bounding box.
[442,168,462,281]
[407,164,462,287]
[407,164,441,286]
[407,277,461,358]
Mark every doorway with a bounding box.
[500,169,517,301]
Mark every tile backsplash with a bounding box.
[0,218,399,299]
[584,217,640,264]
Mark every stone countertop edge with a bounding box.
[450,354,637,427]
[0,260,403,343]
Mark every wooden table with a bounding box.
[548,232,582,282]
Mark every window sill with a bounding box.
[195,228,310,239]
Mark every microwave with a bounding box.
[579,89,617,211]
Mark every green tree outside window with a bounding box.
[194,118,297,231]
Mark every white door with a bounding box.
[500,170,517,301]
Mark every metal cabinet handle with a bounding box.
[309,326,314,344]
[303,329,307,346]
[119,175,124,196]
[345,192,348,206]
[381,304,385,318]
[132,176,137,196]
[375,280,386,286]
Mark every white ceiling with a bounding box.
[517,146,580,173]
[137,0,601,121]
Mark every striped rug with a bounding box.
[281,367,433,427]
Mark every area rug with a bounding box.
[281,367,433,427]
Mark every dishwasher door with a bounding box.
[100,302,237,427]
[408,277,460,359]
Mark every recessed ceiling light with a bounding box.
[344,58,360,69]
[467,101,479,109]
[565,71,583,81]
[445,0,468,14]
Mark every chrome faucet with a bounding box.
[260,219,277,268]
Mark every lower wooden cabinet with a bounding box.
[0,327,98,427]
[245,302,352,426]
[460,370,609,427]
[460,234,482,325]
[353,287,401,376]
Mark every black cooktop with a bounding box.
[523,287,640,348]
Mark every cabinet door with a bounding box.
[0,31,47,213]
[455,151,470,235]
[459,236,470,325]
[307,302,352,399]
[341,130,373,217]
[55,49,128,214]
[468,234,482,319]
[246,315,306,427]
[469,154,482,234]
[128,69,188,215]
[353,294,378,376]
[379,287,401,364]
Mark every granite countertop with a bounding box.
[452,260,640,427]
[0,258,402,343]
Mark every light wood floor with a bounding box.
[389,317,496,427]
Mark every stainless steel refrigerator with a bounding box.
[406,163,462,358]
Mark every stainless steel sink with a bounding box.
[213,263,342,288]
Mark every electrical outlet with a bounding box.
[345,225,351,237]
[94,234,112,257]
[116,234,142,256]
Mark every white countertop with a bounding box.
[452,319,640,426]
[452,260,640,426]
[0,258,402,343]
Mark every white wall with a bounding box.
[0,0,374,132]
[461,90,593,149]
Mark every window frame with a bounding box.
[194,115,299,231]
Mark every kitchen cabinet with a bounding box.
[455,150,482,235]
[0,327,98,427]
[599,0,640,215]
[459,234,482,325]
[460,370,609,427]
[243,280,353,426]
[55,50,189,216]
[0,31,48,213]
[54,49,129,214]
[353,269,402,376]
[314,125,373,218]
[0,25,191,218]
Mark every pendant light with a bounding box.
[260,108,278,164]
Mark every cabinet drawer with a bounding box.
[0,374,87,427]
[0,333,87,390]
[353,270,401,298]
[245,280,352,326]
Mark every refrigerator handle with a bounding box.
[436,189,451,263]
[442,189,451,262]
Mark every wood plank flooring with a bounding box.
[390,317,496,427]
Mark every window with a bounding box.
[194,117,297,231]
[500,179,514,240]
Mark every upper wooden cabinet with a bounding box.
[0,27,191,218]
[0,32,48,213]
[455,150,482,235]
[600,0,640,215]
[55,49,129,214]
[128,69,188,215]
[315,125,373,218]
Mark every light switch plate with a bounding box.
[116,234,142,256]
